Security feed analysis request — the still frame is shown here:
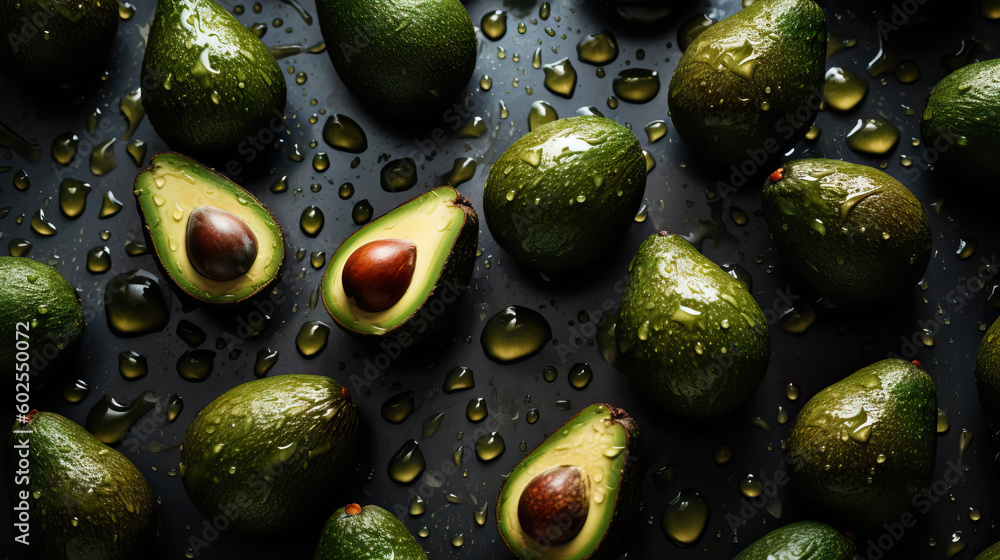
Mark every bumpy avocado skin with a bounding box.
[762,158,931,307]
[922,58,1000,185]
[668,0,827,163]
[616,233,771,417]
[787,359,937,529]
[314,504,427,560]
[733,521,855,560]
[975,317,1000,419]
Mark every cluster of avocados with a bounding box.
[5,0,1000,557]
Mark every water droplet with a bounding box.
[568,362,594,389]
[577,30,618,65]
[300,206,324,237]
[661,490,709,547]
[86,246,112,274]
[443,157,478,187]
[312,152,329,172]
[481,305,553,363]
[177,349,216,382]
[443,366,475,393]
[104,269,170,336]
[713,444,733,466]
[8,239,32,257]
[296,321,330,357]
[644,120,668,143]
[542,58,578,98]
[58,179,92,219]
[466,397,489,422]
[86,391,163,444]
[52,132,79,165]
[338,182,355,199]
[120,89,144,140]
[526,408,539,424]
[352,199,373,225]
[481,10,507,40]
[613,69,661,103]
[381,158,418,192]
[846,117,901,155]
[90,138,118,176]
[422,413,445,437]
[388,439,425,484]
[322,114,368,153]
[409,494,426,516]
[63,379,89,403]
[528,100,558,131]
[785,382,801,400]
[823,67,869,111]
[475,432,505,462]
[678,14,716,52]
[253,348,279,378]
[31,209,57,236]
[382,391,415,424]
[739,474,763,498]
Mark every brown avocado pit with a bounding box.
[186,206,258,281]
[341,238,417,313]
[517,465,590,546]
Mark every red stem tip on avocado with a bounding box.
[770,168,784,181]
[345,503,362,515]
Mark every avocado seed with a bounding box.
[342,238,417,312]
[186,206,258,281]
[517,465,590,546]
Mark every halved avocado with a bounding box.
[323,187,478,345]
[497,403,641,560]
[134,152,284,304]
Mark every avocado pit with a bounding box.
[342,238,417,312]
[517,465,590,546]
[186,206,258,281]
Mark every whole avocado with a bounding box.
[762,159,931,306]
[7,412,157,560]
[667,0,826,163]
[314,504,427,560]
[975,317,1000,418]
[787,359,937,529]
[0,0,118,79]
[180,375,360,535]
[733,521,855,560]
[616,233,770,417]
[979,542,1000,560]
[142,0,286,155]
[1,257,84,387]
[483,116,646,273]
[921,58,1000,185]
[315,0,477,120]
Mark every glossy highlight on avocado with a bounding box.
[787,359,937,529]
[8,412,157,560]
[134,152,284,304]
[616,233,771,417]
[323,186,478,345]
[497,403,641,560]
[180,375,360,535]
[667,0,827,163]
[762,158,931,306]
[314,503,428,560]
[142,0,286,154]
[733,521,855,560]
[483,116,646,273]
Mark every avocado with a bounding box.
[921,58,1000,184]
[733,521,855,560]
[974,317,1000,418]
[142,0,286,155]
[180,374,360,535]
[133,152,284,304]
[978,542,1000,560]
[616,233,770,417]
[761,159,931,306]
[1,257,84,387]
[496,403,641,560]
[7,412,157,559]
[667,0,826,163]
[314,504,427,560]
[323,186,478,346]
[786,359,937,529]
[0,0,118,80]
[315,0,477,120]
[483,116,646,273]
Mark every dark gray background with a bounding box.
[2,0,999,558]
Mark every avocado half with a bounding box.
[134,152,285,304]
[497,403,641,560]
[323,186,478,345]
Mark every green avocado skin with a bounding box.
[483,116,647,273]
[975,317,1000,419]
[977,542,1000,560]
[142,0,286,155]
[6,412,157,560]
[0,257,84,387]
[787,359,937,530]
[921,58,1000,185]
[733,521,855,560]
[762,158,931,307]
[0,0,118,78]
[667,0,826,163]
[616,233,770,417]
[314,505,427,560]
[180,375,359,536]
[315,0,477,119]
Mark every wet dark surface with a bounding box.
[2,0,1000,558]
